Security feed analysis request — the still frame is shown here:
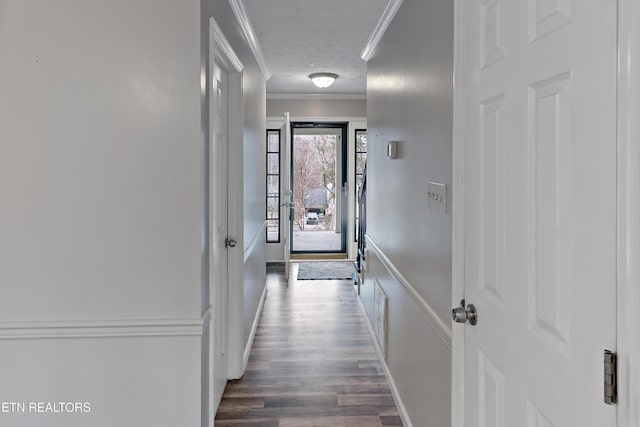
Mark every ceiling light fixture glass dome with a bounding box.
[309,72,338,88]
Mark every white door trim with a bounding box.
[616,1,640,425]
[273,116,367,260]
[282,112,291,280]
[206,18,245,425]
[451,0,465,425]
[225,66,245,380]
[210,17,245,380]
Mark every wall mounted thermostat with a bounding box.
[387,141,398,159]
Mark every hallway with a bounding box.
[215,266,402,426]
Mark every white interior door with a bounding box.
[456,0,617,426]
[210,59,229,409]
[281,112,291,279]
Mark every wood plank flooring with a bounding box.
[215,267,403,427]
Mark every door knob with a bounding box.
[452,299,477,325]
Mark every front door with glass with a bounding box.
[290,122,348,255]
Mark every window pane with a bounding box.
[267,219,279,242]
[266,129,281,243]
[267,197,279,219]
[267,176,279,197]
[268,131,280,152]
[356,131,367,152]
[354,129,367,242]
[356,153,367,174]
[267,153,279,174]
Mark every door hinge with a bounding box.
[604,350,617,405]
[224,238,237,248]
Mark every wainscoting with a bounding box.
[359,237,452,427]
[0,326,201,427]
[242,221,268,365]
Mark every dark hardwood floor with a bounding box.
[215,265,403,427]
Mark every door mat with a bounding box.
[297,261,355,280]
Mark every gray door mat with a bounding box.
[296,261,355,280]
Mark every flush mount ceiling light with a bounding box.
[309,72,338,88]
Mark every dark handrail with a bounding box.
[355,163,367,274]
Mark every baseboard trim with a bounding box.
[243,283,268,371]
[357,296,413,427]
[0,316,204,340]
[366,235,452,348]
[244,221,267,264]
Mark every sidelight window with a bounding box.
[266,129,281,243]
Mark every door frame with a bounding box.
[282,113,291,279]
[266,116,367,261]
[450,0,466,424]
[451,1,638,425]
[289,121,349,255]
[204,17,245,427]
[616,0,640,424]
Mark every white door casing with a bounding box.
[205,19,244,425]
[281,112,291,279]
[453,1,617,426]
[617,0,640,425]
[210,57,229,412]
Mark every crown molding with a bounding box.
[361,0,404,61]
[267,93,366,101]
[228,0,271,80]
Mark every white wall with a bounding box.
[0,1,202,426]
[267,97,366,118]
[363,0,454,425]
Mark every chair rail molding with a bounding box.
[0,317,205,340]
[365,235,452,347]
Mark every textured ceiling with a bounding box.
[243,0,389,95]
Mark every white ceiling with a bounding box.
[243,0,389,96]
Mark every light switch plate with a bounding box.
[427,182,446,213]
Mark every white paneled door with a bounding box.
[211,58,229,410]
[456,0,617,426]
